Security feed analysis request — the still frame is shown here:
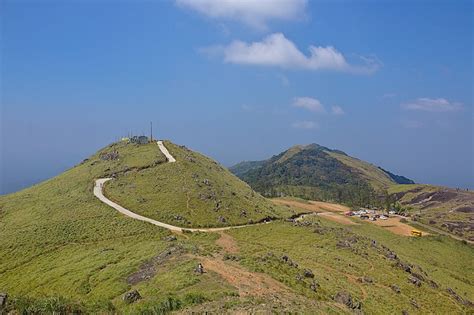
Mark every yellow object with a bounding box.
[411,230,422,237]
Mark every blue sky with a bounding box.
[1,0,473,194]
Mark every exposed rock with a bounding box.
[402,310,409,315]
[410,299,419,309]
[390,284,401,293]
[446,287,473,306]
[428,280,438,289]
[0,293,7,308]
[123,290,141,304]
[127,246,184,285]
[218,216,227,223]
[281,255,298,268]
[303,269,315,278]
[358,276,373,284]
[310,280,319,292]
[100,150,119,161]
[164,235,177,242]
[334,291,362,310]
[385,250,398,260]
[408,275,422,287]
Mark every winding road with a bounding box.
[93,140,271,233]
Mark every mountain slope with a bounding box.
[230,144,413,205]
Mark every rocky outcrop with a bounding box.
[123,290,141,304]
[334,291,362,311]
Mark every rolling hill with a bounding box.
[0,140,472,314]
[230,143,413,206]
[388,184,474,241]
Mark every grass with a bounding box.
[105,141,294,228]
[228,217,474,314]
[1,139,472,313]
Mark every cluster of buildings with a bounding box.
[344,208,391,221]
[121,135,150,145]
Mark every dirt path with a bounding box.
[157,140,176,162]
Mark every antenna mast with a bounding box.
[150,121,153,142]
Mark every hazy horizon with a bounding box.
[1,0,473,194]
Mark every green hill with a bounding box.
[1,140,472,314]
[104,141,292,228]
[230,143,414,206]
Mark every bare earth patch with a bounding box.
[272,198,350,213]
[216,232,240,254]
[371,217,429,237]
[199,256,290,297]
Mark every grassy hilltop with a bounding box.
[0,140,473,314]
[105,141,293,228]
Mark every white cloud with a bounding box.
[401,98,462,112]
[292,121,318,129]
[331,105,345,115]
[292,97,325,112]
[208,33,380,74]
[176,0,307,30]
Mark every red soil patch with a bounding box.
[216,232,240,254]
[200,256,290,297]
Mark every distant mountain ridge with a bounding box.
[230,143,414,206]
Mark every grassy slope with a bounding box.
[105,141,293,228]
[0,141,174,311]
[1,140,472,313]
[227,217,474,314]
[388,184,474,241]
[326,151,395,191]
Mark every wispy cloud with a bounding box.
[292,121,318,129]
[292,97,325,113]
[401,98,462,112]
[331,105,345,115]
[203,33,381,74]
[176,0,308,30]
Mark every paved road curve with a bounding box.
[93,141,270,232]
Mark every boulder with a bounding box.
[123,290,141,304]
[334,291,361,310]
[164,235,177,242]
[408,276,422,287]
[309,280,319,292]
[303,269,315,278]
[390,284,401,293]
[0,293,7,308]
